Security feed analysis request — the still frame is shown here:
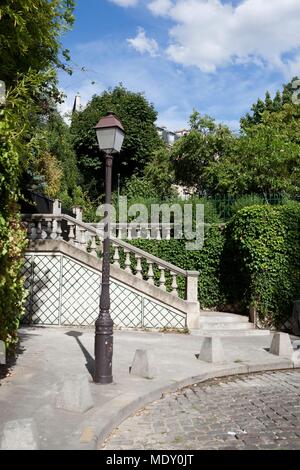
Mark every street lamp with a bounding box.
[94,112,125,384]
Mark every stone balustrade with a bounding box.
[88,222,179,241]
[22,213,199,303]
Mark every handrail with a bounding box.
[22,213,200,302]
[22,213,188,276]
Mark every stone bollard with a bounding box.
[129,349,156,379]
[1,418,39,450]
[270,332,293,358]
[56,374,94,413]
[196,336,225,363]
[0,340,5,365]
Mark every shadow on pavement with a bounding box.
[0,329,38,382]
[65,331,95,379]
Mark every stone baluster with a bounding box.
[135,255,143,279]
[68,222,75,245]
[90,234,97,256]
[156,226,161,240]
[74,224,81,247]
[113,243,120,268]
[146,226,151,239]
[117,224,123,239]
[159,267,166,291]
[136,226,141,239]
[36,220,43,239]
[127,226,132,240]
[147,261,154,285]
[45,219,53,239]
[165,226,171,240]
[56,218,63,240]
[124,248,131,273]
[79,228,87,250]
[171,272,179,297]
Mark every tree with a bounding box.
[204,117,300,196]
[44,111,79,195]
[0,1,75,348]
[171,111,233,193]
[240,77,299,129]
[70,85,163,199]
[0,0,74,89]
[143,148,176,199]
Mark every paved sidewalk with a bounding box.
[0,326,299,450]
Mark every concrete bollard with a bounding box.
[196,336,225,363]
[56,374,94,413]
[0,340,5,365]
[270,332,293,358]
[129,349,156,379]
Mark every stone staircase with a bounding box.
[192,311,270,336]
[21,204,269,336]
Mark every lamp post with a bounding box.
[94,112,125,384]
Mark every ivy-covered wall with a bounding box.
[130,202,300,329]
[130,225,227,309]
[227,203,300,327]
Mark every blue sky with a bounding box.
[59,0,300,131]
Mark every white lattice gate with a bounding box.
[22,253,187,329]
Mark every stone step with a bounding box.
[191,329,270,337]
[199,312,249,323]
[198,322,254,331]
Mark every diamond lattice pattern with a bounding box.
[22,253,187,330]
[143,298,186,329]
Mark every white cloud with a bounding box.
[109,0,138,7]
[145,0,300,74]
[285,54,300,79]
[148,0,173,15]
[127,27,159,57]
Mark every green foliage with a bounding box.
[122,175,158,201]
[205,121,300,197]
[121,200,300,328]
[0,0,75,89]
[46,111,79,194]
[143,148,176,199]
[227,204,300,327]
[171,111,233,192]
[0,1,75,348]
[129,225,226,308]
[240,77,299,129]
[0,214,27,349]
[111,191,225,307]
[71,85,163,199]
[230,194,267,216]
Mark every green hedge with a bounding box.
[0,214,27,348]
[228,203,300,327]
[126,202,300,328]
[129,225,227,308]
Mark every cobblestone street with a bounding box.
[100,370,300,450]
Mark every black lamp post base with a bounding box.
[94,314,113,384]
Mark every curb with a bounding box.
[92,359,299,450]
